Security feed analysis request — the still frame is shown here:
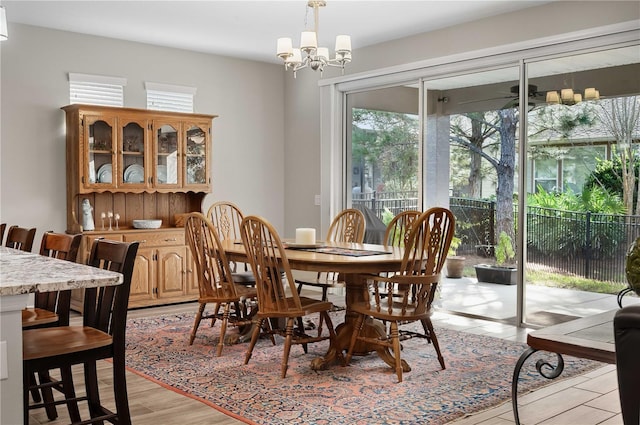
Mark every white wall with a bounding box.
[0,24,286,242]
[283,0,640,238]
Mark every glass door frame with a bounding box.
[319,22,639,327]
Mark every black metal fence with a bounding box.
[353,191,418,218]
[354,193,639,284]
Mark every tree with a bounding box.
[450,112,499,198]
[450,108,517,248]
[596,96,640,215]
[352,109,419,192]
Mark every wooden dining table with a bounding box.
[221,239,407,370]
[0,246,123,425]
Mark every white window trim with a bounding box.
[69,73,127,87]
[144,82,197,96]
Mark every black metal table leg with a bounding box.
[512,347,565,425]
[618,287,633,308]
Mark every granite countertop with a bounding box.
[0,247,122,296]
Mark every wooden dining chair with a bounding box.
[23,232,83,329]
[295,208,366,300]
[295,208,365,335]
[206,201,256,286]
[185,212,259,354]
[22,232,82,420]
[5,225,37,252]
[345,207,455,382]
[376,210,423,309]
[23,239,139,425]
[384,210,422,248]
[240,215,342,378]
[0,223,6,245]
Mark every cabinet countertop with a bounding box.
[81,227,185,234]
[0,247,122,296]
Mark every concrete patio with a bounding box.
[438,275,640,326]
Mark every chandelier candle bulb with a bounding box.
[286,48,302,65]
[296,228,316,245]
[561,88,574,102]
[277,38,293,57]
[546,91,560,104]
[335,35,351,53]
[300,31,317,50]
[584,87,600,100]
[317,47,329,60]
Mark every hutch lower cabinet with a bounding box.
[64,104,216,311]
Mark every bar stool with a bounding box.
[5,225,36,252]
[22,232,82,420]
[23,239,139,425]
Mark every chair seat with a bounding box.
[198,283,257,304]
[295,277,345,289]
[23,326,112,361]
[22,308,58,328]
[258,297,333,318]
[232,271,256,285]
[350,301,430,322]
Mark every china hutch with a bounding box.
[63,104,217,311]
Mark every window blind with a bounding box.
[68,73,126,106]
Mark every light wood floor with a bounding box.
[28,300,622,425]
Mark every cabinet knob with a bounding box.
[164,238,177,242]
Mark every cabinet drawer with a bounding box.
[123,231,185,247]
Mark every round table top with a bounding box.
[221,239,405,274]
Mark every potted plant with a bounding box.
[445,236,465,278]
[474,231,517,285]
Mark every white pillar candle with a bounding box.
[296,228,316,245]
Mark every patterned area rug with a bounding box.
[124,313,602,425]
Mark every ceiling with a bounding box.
[3,0,553,64]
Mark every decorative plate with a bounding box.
[96,164,112,183]
[124,164,144,183]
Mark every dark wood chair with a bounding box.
[23,232,82,329]
[23,239,139,424]
[5,225,36,252]
[345,207,455,382]
[0,222,6,245]
[240,215,342,378]
[184,212,258,354]
[206,200,256,286]
[22,232,82,420]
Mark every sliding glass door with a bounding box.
[524,46,640,324]
[336,37,639,327]
[345,85,421,243]
[421,66,522,322]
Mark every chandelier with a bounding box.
[546,87,600,105]
[276,1,352,78]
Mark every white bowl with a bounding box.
[132,219,162,229]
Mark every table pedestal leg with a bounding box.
[311,273,409,372]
